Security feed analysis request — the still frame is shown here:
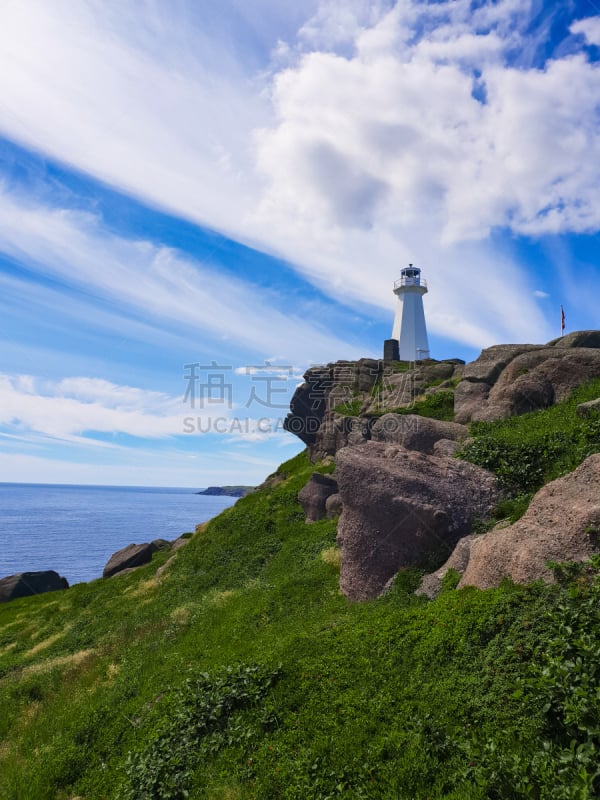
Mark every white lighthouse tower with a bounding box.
[384,264,430,361]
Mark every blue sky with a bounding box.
[0,0,599,487]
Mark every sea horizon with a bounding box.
[0,481,209,491]
[0,483,236,585]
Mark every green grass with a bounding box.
[336,390,456,421]
[387,389,456,421]
[459,378,600,498]
[333,397,364,416]
[2,388,600,798]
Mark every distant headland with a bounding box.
[196,486,254,497]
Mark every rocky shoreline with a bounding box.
[0,532,193,603]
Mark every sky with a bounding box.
[0,0,599,487]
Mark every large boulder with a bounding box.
[472,348,600,421]
[548,330,600,349]
[335,442,500,600]
[0,570,69,603]
[455,335,600,423]
[456,454,600,589]
[370,414,468,454]
[311,415,371,462]
[102,542,157,578]
[283,365,332,446]
[454,380,491,424]
[577,398,600,417]
[461,344,541,384]
[298,473,339,523]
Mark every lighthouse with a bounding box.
[383,265,430,361]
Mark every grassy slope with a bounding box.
[1,384,600,798]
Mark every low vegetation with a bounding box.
[387,388,456,421]
[459,378,600,523]
[1,384,600,798]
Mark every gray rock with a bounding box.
[355,359,385,393]
[151,538,172,551]
[462,344,540,384]
[335,442,500,600]
[548,330,600,349]
[416,535,475,599]
[365,369,428,415]
[433,438,462,457]
[283,365,332,446]
[454,380,491,424]
[325,492,343,519]
[422,362,456,382]
[473,348,600,422]
[298,473,339,523]
[0,570,69,603]
[370,414,468,454]
[577,398,600,417]
[171,536,191,551]
[346,418,372,447]
[311,415,360,462]
[455,454,600,590]
[103,542,157,578]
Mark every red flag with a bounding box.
[561,305,565,334]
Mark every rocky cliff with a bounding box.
[287,332,600,599]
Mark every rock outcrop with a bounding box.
[335,442,499,600]
[102,542,158,578]
[0,570,69,602]
[298,473,339,523]
[284,330,600,601]
[370,414,468,453]
[419,454,600,593]
[286,332,600,458]
[550,330,600,349]
[284,358,465,461]
[455,334,600,423]
[150,538,172,552]
[283,364,351,447]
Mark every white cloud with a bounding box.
[0,0,596,351]
[0,0,264,233]
[571,16,600,47]
[0,186,363,364]
[0,373,183,440]
[0,371,299,447]
[256,7,600,245]
[298,0,392,51]
[534,290,549,298]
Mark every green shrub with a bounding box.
[459,379,600,496]
[467,557,600,799]
[120,664,282,800]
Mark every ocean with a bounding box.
[0,483,237,585]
